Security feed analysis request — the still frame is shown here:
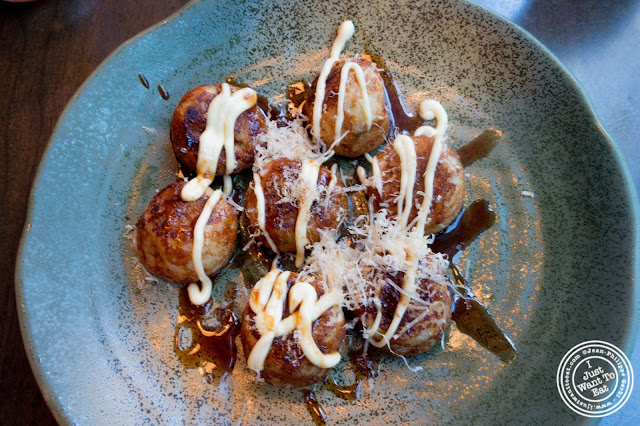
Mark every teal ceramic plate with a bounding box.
[16,0,639,424]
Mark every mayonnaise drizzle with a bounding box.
[414,100,447,231]
[365,153,383,196]
[180,83,257,305]
[247,269,344,371]
[295,159,321,268]
[312,20,372,145]
[182,83,257,201]
[367,100,448,346]
[252,172,279,253]
[368,247,419,347]
[325,163,339,204]
[187,188,223,306]
[393,135,417,229]
[334,61,372,139]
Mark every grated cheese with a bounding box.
[301,207,450,346]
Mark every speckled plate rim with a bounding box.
[14,3,198,424]
[466,3,640,358]
[14,0,640,424]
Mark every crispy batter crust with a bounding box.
[303,58,389,157]
[370,135,465,235]
[134,181,238,284]
[170,84,267,174]
[245,158,348,253]
[241,274,346,386]
[359,268,452,356]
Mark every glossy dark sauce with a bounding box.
[325,376,363,401]
[449,265,516,363]
[137,73,150,89]
[368,53,425,134]
[302,389,328,426]
[287,80,310,106]
[430,199,496,262]
[157,84,170,100]
[164,50,511,424]
[457,129,503,167]
[324,350,379,401]
[431,200,517,363]
[174,288,241,380]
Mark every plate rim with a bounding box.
[14,0,640,423]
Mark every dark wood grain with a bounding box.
[0,1,188,423]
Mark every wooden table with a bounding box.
[0,1,188,423]
[2,0,638,424]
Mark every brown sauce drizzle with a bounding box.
[431,200,517,363]
[158,84,170,100]
[367,53,424,134]
[324,349,379,401]
[449,265,516,363]
[137,73,149,89]
[225,77,285,123]
[457,129,503,168]
[174,288,241,380]
[302,389,328,425]
[430,199,496,262]
[286,80,311,111]
[165,49,512,426]
[325,376,362,401]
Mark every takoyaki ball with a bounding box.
[245,158,348,253]
[134,181,238,284]
[358,262,452,356]
[370,134,465,235]
[170,84,267,174]
[303,58,389,157]
[241,273,347,386]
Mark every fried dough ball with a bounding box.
[245,158,348,253]
[170,84,267,174]
[134,181,238,284]
[241,273,347,386]
[357,257,452,356]
[369,135,465,235]
[303,58,389,157]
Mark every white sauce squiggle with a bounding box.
[335,61,372,139]
[312,20,372,146]
[365,153,383,197]
[187,188,223,306]
[393,135,417,229]
[181,83,256,305]
[247,269,344,371]
[367,100,449,346]
[368,248,419,347]
[252,173,279,253]
[295,159,321,268]
[414,100,447,231]
[182,83,257,201]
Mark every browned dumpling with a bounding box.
[356,260,452,356]
[303,58,389,157]
[240,273,346,386]
[134,181,238,284]
[245,158,348,253]
[170,84,267,174]
[370,134,465,235]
